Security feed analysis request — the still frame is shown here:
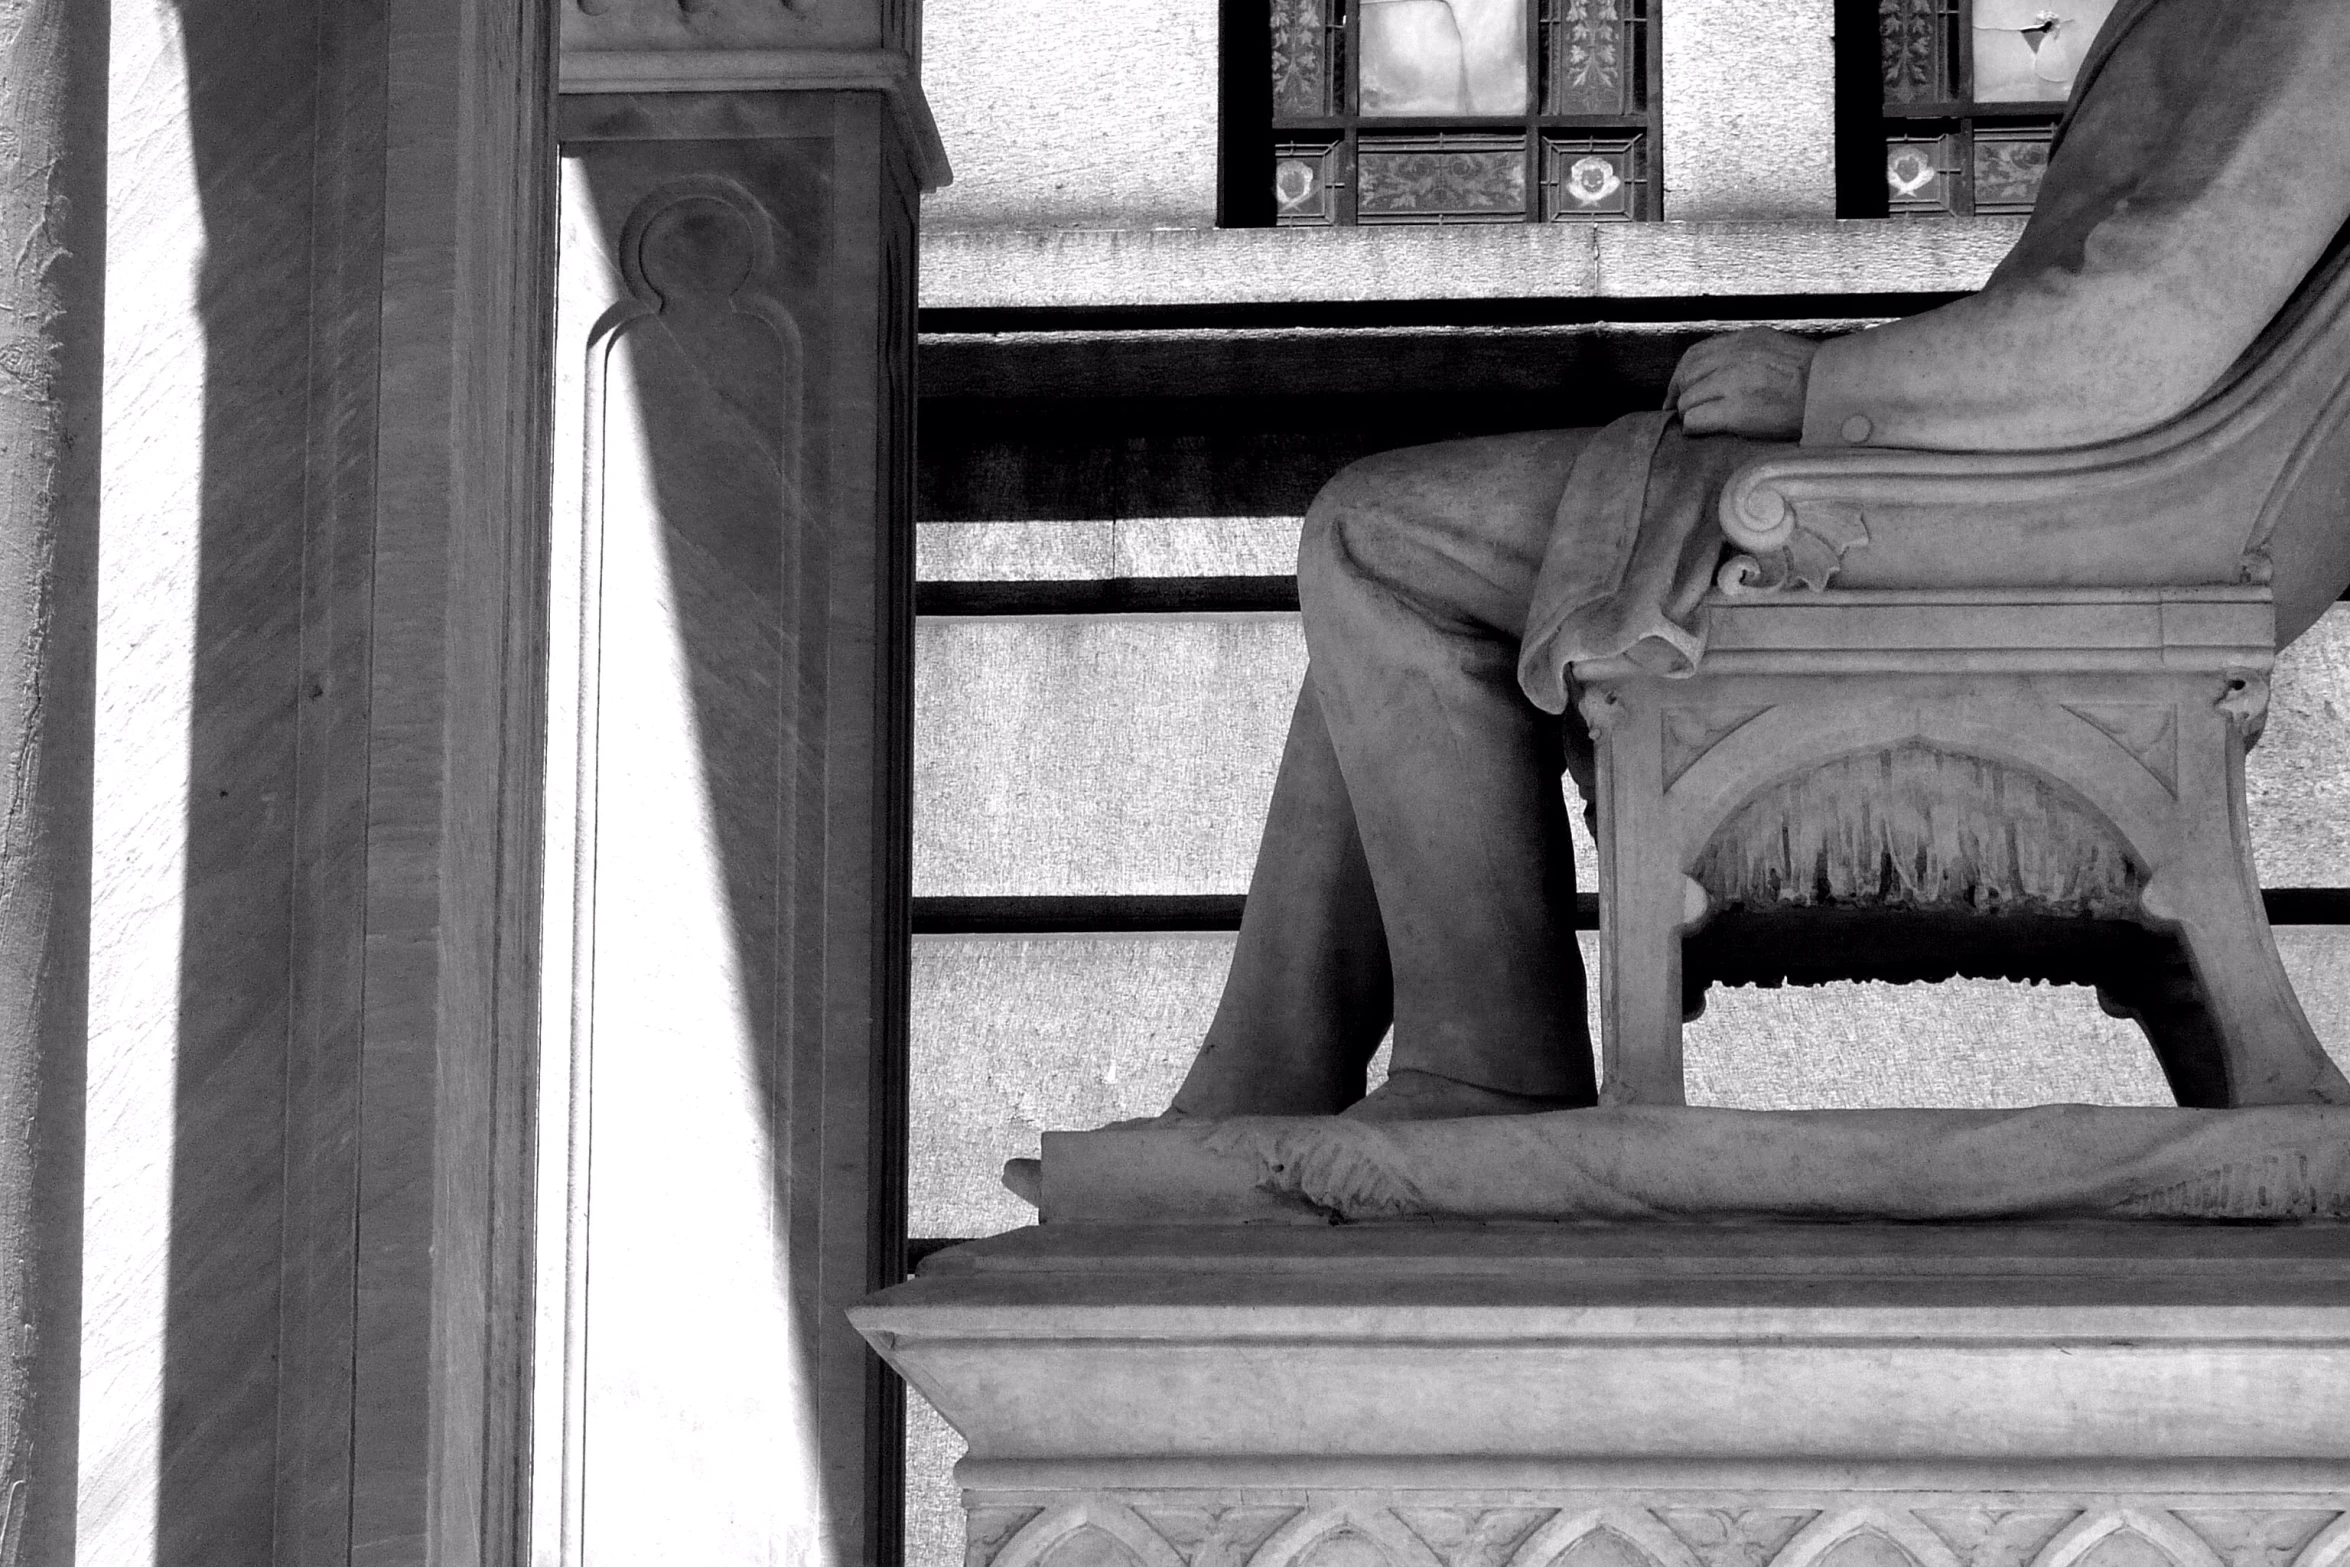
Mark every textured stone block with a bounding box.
[1661,0,1837,221]
[918,518,1307,583]
[920,0,1216,231]
[914,616,1610,896]
[2250,605,2350,887]
[915,616,1307,896]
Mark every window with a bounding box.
[1264,0,1660,225]
[1875,0,2114,216]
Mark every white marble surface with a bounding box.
[921,219,2026,312]
[2251,606,2350,888]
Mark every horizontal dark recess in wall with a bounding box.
[919,292,1967,338]
[920,320,1883,405]
[922,409,1524,522]
[912,889,2350,936]
[918,576,1300,616]
[914,895,1251,934]
[917,574,2350,613]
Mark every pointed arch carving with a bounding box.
[993,1496,1191,1567]
[1770,1508,1966,1567]
[1507,1509,1705,1567]
[598,171,808,505]
[1251,1506,1449,1567]
[2032,1511,2228,1567]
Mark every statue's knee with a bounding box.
[1298,452,1409,603]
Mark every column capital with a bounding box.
[560,0,951,189]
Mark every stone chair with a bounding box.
[1575,228,2350,1109]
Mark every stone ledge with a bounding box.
[919,218,2025,313]
[856,1221,2350,1469]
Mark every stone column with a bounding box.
[0,0,105,1558]
[542,6,945,1564]
[81,0,553,1559]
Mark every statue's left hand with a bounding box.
[1666,327,1820,438]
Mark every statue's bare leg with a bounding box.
[1167,429,1599,1121]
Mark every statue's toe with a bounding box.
[1001,1157,1043,1208]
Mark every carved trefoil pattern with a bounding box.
[971,1500,2350,1567]
[2063,703,2179,795]
[1661,705,1771,789]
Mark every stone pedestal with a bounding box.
[857,1223,2350,1567]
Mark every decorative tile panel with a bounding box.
[1972,129,2054,214]
[1357,136,1527,222]
[1274,0,1337,117]
[1541,134,1644,221]
[1276,141,1343,225]
[1543,0,1636,114]
[1880,0,1955,104]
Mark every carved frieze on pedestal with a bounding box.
[961,1496,2350,1567]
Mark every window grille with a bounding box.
[1266,0,1661,226]
[1875,0,2113,216]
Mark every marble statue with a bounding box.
[1159,0,2350,1125]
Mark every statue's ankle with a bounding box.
[1341,1068,1586,1122]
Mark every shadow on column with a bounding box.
[157,0,384,1559]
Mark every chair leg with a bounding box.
[2134,682,2350,1106]
[2093,937,2231,1108]
[1586,688,1692,1106]
[1599,867,1699,1106]
[2139,869,2350,1106]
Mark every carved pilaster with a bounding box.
[541,22,931,1564]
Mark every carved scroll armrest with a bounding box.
[1714,429,2277,595]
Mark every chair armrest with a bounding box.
[1714,431,2272,595]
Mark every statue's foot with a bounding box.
[1340,1068,1585,1122]
[1004,1107,1194,1209]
